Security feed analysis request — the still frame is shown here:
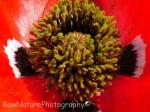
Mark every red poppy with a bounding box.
[0,0,150,112]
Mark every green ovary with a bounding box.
[27,0,123,101]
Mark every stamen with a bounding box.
[27,0,123,101]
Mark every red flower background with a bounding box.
[0,0,150,112]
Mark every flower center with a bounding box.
[59,32,94,64]
[27,0,123,101]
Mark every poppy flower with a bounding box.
[0,0,150,112]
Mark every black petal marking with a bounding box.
[15,47,35,76]
[119,35,146,77]
[119,44,137,75]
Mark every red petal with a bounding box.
[1,0,150,112]
[0,0,58,41]
[94,0,150,112]
[0,0,60,111]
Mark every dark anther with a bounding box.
[71,67,78,75]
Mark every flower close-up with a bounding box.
[0,0,150,112]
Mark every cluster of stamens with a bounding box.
[27,0,123,101]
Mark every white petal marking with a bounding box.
[131,35,146,78]
[4,38,23,78]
